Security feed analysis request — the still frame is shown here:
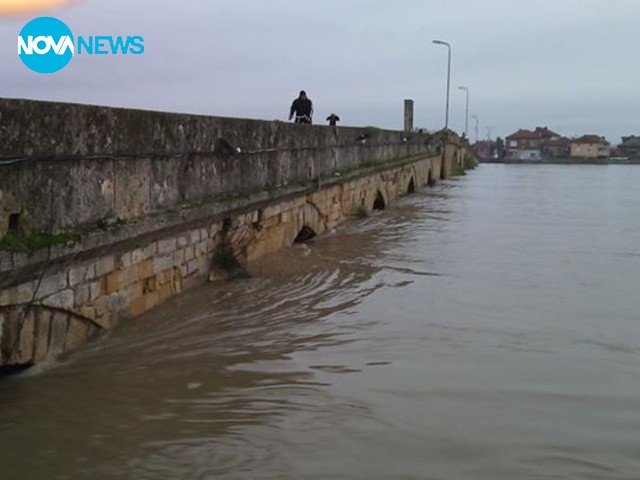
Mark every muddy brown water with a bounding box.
[2,164,640,479]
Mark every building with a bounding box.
[506,126,566,160]
[617,136,640,159]
[506,129,541,160]
[541,138,570,158]
[569,135,610,159]
[472,140,491,159]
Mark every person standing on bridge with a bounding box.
[326,113,340,127]
[289,90,313,124]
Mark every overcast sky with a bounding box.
[1,0,638,143]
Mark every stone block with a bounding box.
[93,315,112,329]
[264,215,281,229]
[0,253,12,273]
[188,229,200,244]
[208,224,220,239]
[120,265,141,289]
[0,289,9,307]
[280,210,293,224]
[69,263,97,287]
[157,237,177,255]
[171,269,183,295]
[104,272,121,295]
[91,312,112,329]
[65,318,90,350]
[128,296,146,317]
[118,251,132,269]
[74,284,91,307]
[140,259,154,279]
[173,248,185,265]
[95,255,116,277]
[156,270,172,285]
[89,281,103,301]
[195,240,208,257]
[106,293,128,318]
[79,306,97,322]
[126,281,144,302]
[1,312,16,365]
[158,283,173,303]
[33,310,52,363]
[186,258,199,276]
[15,310,36,365]
[36,272,68,300]
[264,204,281,218]
[92,295,111,317]
[48,312,69,356]
[143,276,157,294]
[143,242,157,259]
[197,256,210,275]
[178,263,188,278]
[130,247,147,265]
[144,292,160,310]
[42,289,75,310]
[153,255,175,275]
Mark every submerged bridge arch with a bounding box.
[0,304,102,373]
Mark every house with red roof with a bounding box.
[506,126,567,160]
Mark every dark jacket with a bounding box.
[326,114,340,126]
[290,98,313,118]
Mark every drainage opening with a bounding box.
[440,159,446,180]
[294,226,316,243]
[373,190,386,211]
[8,213,20,232]
[427,170,433,187]
[222,217,233,234]
[407,177,416,194]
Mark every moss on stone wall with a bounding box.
[0,230,80,253]
[464,152,479,170]
[450,162,466,176]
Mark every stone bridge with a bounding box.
[0,98,476,372]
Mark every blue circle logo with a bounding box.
[18,17,74,74]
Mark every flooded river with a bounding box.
[2,164,640,479]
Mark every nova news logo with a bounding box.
[18,17,144,74]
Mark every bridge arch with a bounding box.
[0,305,101,374]
[373,190,386,211]
[407,176,416,194]
[294,225,317,243]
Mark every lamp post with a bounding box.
[432,39,451,132]
[458,86,469,139]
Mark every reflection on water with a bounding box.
[2,165,640,479]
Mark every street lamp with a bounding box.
[458,86,469,139]
[432,39,451,132]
